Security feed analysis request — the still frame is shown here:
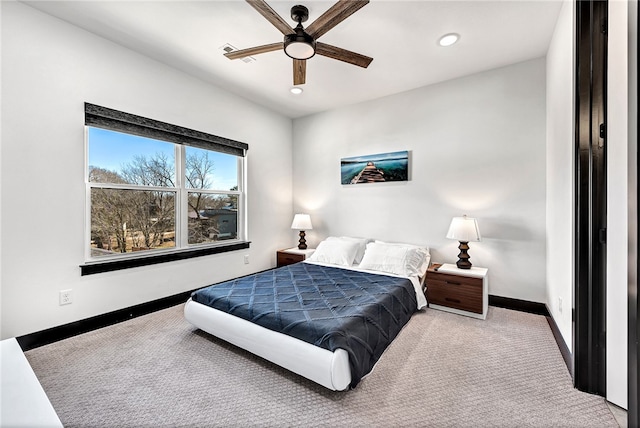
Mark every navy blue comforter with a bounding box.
[190,262,418,388]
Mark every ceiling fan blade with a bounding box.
[293,59,306,85]
[224,42,283,60]
[316,42,373,68]
[306,0,369,39]
[246,0,293,36]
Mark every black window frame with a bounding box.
[80,103,249,276]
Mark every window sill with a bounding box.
[80,241,251,276]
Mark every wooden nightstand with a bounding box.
[425,263,489,320]
[276,248,315,267]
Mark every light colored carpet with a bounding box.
[25,305,618,427]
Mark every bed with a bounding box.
[184,237,429,391]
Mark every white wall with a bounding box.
[0,2,293,339]
[606,0,630,410]
[292,58,547,303]
[545,0,574,353]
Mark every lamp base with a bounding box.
[297,230,307,250]
[456,241,472,269]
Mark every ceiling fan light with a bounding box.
[290,87,303,95]
[284,32,316,60]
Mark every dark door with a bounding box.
[574,0,607,396]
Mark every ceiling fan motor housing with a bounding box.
[284,31,316,59]
[284,4,315,60]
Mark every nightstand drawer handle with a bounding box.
[445,297,461,303]
[445,280,461,285]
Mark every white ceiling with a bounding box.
[23,0,563,118]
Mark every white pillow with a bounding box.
[326,236,372,264]
[360,242,429,277]
[308,239,360,267]
[375,241,430,277]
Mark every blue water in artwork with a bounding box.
[340,154,408,185]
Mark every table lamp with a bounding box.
[291,214,313,250]
[446,215,481,269]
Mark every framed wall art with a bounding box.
[340,150,409,185]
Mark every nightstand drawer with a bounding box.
[277,251,305,267]
[426,280,483,314]
[428,271,482,288]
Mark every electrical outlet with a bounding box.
[558,297,563,313]
[59,289,72,306]
[244,255,250,264]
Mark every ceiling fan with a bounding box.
[225,0,373,86]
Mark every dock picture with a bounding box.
[340,151,409,185]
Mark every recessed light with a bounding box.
[438,33,460,47]
[290,87,303,95]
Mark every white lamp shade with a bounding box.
[291,214,313,230]
[446,215,481,242]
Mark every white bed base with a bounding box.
[183,260,429,391]
[184,298,352,391]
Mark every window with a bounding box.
[83,103,248,274]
